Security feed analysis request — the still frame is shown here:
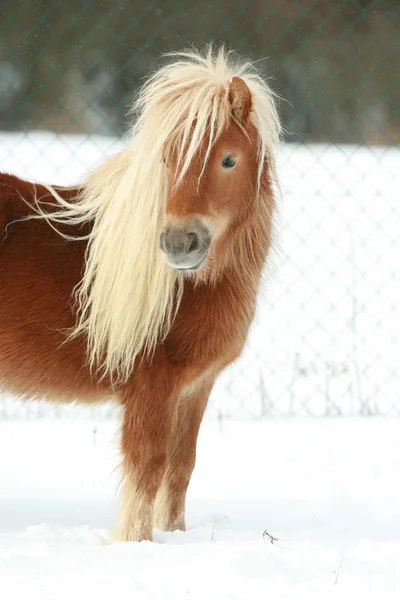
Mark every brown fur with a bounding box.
[0,78,276,542]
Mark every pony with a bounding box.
[0,47,281,542]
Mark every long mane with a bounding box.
[37,46,281,381]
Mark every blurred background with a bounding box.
[0,0,399,419]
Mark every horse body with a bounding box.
[0,48,280,542]
[0,172,262,402]
[0,175,100,401]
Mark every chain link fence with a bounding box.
[0,1,399,418]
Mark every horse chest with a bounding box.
[167,282,255,367]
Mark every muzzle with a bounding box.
[160,219,211,271]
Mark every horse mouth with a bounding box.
[176,256,206,272]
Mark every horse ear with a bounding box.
[228,76,252,125]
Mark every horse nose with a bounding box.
[160,229,200,257]
[160,221,211,271]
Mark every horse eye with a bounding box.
[162,157,169,168]
[221,154,236,169]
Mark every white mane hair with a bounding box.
[39,46,281,381]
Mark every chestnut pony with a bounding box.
[0,48,280,541]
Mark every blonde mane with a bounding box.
[38,46,281,381]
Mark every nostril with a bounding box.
[186,232,199,255]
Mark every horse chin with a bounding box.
[176,255,206,272]
[164,253,208,273]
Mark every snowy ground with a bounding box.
[0,418,400,598]
[0,133,399,597]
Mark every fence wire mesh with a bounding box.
[0,1,398,418]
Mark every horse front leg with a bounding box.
[153,380,214,533]
[116,361,178,542]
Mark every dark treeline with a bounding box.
[0,0,398,144]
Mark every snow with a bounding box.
[0,419,400,598]
[0,133,399,596]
